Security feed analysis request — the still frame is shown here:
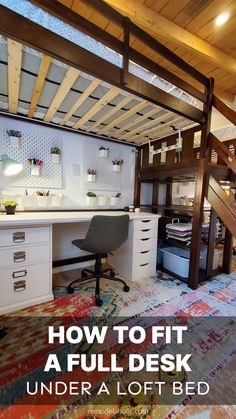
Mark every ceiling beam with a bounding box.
[89,94,135,132]
[7,39,23,114]
[73,86,121,129]
[44,67,80,122]
[98,100,149,135]
[28,55,51,118]
[104,0,236,75]
[60,78,101,125]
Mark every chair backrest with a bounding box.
[80,215,129,254]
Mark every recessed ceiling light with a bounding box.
[215,12,230,26]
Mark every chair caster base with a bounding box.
[123,285,130,292]
[67,286,74,294]
[96,297,103,307]
[110,270,116,277]
[81,270,88,278]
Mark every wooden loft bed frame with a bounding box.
[0,0,235,289]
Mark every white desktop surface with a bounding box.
[0,211,160,227]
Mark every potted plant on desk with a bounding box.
[86,191,97,207]
[2,200,17,215]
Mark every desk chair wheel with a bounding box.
[96,297,103,307]
[110,270,116,277]
[67,286,75,294]
[123,285,130,292]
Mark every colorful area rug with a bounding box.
[0,270,236,418]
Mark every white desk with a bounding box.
[0,211,160,314]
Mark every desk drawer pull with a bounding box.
[13,251,26,263]
[140,263,149,267]
[141,220,151,223]
[141,229,150,232]
[12,269,27,279]
[13,232,25,243]
[14,280,26,292]
[141,238,150,241]
[140,250,149,254]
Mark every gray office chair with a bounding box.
[67,215,130,306]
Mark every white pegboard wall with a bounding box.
[0,129,63,189]
[83,143,123,192]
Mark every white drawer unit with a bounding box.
[0,226,50,247]
[0,225,53,315]
[108,215,160,281]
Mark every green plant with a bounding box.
[112,159,124,166]
[99,146,109,151]
[87,169,96,175]
[7,130,21,138]
[51,147,61,154]
[86,192,96,197]
[2,200,17,207]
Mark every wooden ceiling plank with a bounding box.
[97,100,149,135]
[73,85,121,129]
[89,94,135,131]
[119,111,174,139]
[60,78,101,125]
[104,0,236,74]
[7,38,23,114]
[44,67,80,122]
[28,55,52,118]
[115,107,160,136]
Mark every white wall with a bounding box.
[0,115,136,210]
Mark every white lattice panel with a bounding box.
[83,143,123,192]
[0,129,62,189]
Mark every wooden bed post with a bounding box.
[188,78,214,289]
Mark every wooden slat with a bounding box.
[44,67,80,122]
[7,39,23,114]
[73,86,120,129]
[116,106,160,137]
[130,115,185,141]
[212,95,236,126]
[60,78,101,125]
[120,111,174,139]
[136,120,195,144]
[98,100,149,135]
[28,55,51,118]
[88,94,135,131]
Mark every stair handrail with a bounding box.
[210,133,236,174]
[212,95,236,126]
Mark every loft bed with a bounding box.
[0,0,235,289]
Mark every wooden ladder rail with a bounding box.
[212,95,236,126]
[210,133,236,174]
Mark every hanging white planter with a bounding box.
[31,166,41,176]
[51,153,60,163]
[51,194,63,207]
[110,196,119,206]
[86,196,96,207]
[98,195,108,206]
[99,149,108,158]
[87,174,96,182]
[9,136,20,148]
[113,164,121,172]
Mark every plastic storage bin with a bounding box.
[161,246,222,278]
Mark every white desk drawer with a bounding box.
[0,244,50,269]
[0,263,50,307]
[0,227,50,247]
[133,237,156,253]
[134,228,156,240]
[133,249,155,266]
[134,261,156,280]
[135,219,157,231]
